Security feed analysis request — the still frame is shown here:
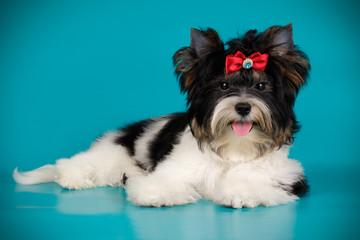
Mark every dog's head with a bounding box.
[173,24,310,161]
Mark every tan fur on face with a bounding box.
[189,95,284,161]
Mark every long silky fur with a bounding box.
[173,24,310,151]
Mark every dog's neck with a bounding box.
[204,126,278,163]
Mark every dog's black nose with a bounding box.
[235,103,251,117]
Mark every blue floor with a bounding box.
[1,166,359,240]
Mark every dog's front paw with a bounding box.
[125,176,199,207]
[215,195,261,208]
[211,184,298,208]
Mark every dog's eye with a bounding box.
[220,82,229,90]
[255,82,266,91]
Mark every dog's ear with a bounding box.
[173,28,223,99]
[190,28,223,59]
[264,23,294,56]
[264,24,310,94]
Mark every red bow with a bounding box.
[225,51,269,74]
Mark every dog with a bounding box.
[13,24,310,208]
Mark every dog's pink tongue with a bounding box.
[231,122,253,136]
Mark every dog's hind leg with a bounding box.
[14,132,145,190]
[54,132,145,190]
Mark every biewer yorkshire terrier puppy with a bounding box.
[14,24,310,208]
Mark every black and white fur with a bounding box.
[14,24,310,208]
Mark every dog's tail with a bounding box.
[13,165,56,185]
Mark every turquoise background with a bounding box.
[1,0,360,239]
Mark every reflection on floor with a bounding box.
[2,167,360,240]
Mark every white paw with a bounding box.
[212,186,298,208]
[125,176,199,207]
[215,195,261,208]
[55,158,96,190]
